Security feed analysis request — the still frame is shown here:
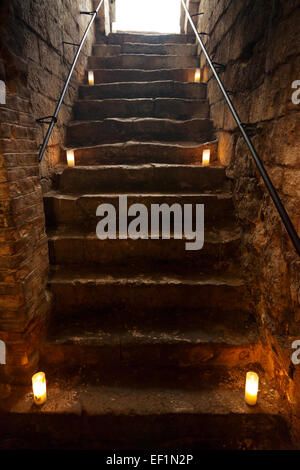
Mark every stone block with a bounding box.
[282,169,300,198]
[217,131,234,166]
[266,8,300,74]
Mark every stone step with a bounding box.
[91,44,121,57]
[73,98,209,120]
[48,267,250,320]
[93,43,197,56]
[91,68,196,83]
[79,81,206,100]
[88,54,198,70]
[66,118,214,147]
[0,369,290,449]
[70,141,218,166]
[44,192,234,228]
[57,165,229,194]
[96,32,196,45]
[123,43,197,56]
[41,323,259,370]
[47,227,240,269]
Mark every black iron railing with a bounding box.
[36,0,104,163]
[181,0,300,256]
[36,0,299,256]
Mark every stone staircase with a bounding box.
[0,32,291,450]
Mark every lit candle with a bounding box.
[88,70,94,86]
[245,371,259,406]
[194,68,201,83]
[66,149,75,167]
[202,149,210,166]
[32,372,47,406]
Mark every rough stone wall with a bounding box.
[95,0,112,36]
[184,0,300,438]
[0,0,96,383]
[181,0,200,34]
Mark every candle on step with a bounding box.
[194,68,201,83]
[66,149,75,167]
[32,372,47,406]
[88,70,94,86]
[245,371,259,406]
[202,149,210,166]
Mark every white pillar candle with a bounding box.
[245,371,259,406]
[194,68,201,83]
[32,372,47,406]
[88,70,94,86]
[202,149,210,166]
[66,149,75,167]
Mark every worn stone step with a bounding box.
[119,43,197,56]
[47,227,240,269]
[92,43,197,57]
[74,98,209,120]
[41,323,259,370]
[71,141,218,166]
[45,318,255,349]
[79,81,206,100]
[91,68,196,83]
[48,267,250,319]
[91,44,121,57]
[97,32,196,45]
[0,370,290,449]
[66,118,214,147]
[44,192,234,228]
[41,365,255,390]
[57,165,230,193]
[88,54,198,70]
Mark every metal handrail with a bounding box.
[36,0,299,256]
[37,0,105,163]
[181,0,300,256]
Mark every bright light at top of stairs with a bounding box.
[113,0,181,34]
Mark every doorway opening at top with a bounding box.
[113,0,182,34]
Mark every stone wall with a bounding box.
[183,0,300,438]
[0,0,97,383]
[95,0,113,36]
[181,0,200,34]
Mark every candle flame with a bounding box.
[202,149,210,166]
[66,150,75,167]
[32,372,47,406]
[245,371,259,406]
[88,71,94,86]
[194,68,201,83]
